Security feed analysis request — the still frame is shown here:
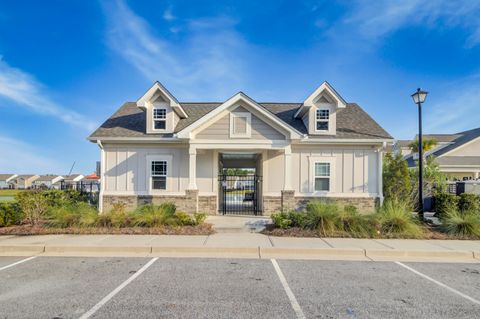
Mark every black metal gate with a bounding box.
[218,175,262,215]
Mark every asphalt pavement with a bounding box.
[0,256,479,318]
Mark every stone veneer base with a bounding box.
[103,194,378,215]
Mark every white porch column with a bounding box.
[283,146,293,190]
[475,171,479,180]
[188,145,198,190]
[377,145,384,205]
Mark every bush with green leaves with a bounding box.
[435,192,459,218]
[458,193,480,213]
[442,209,480,238]
[383,153,412,203]
[0,202,23,227]
[16,190,50,225]
[374,199,423,238]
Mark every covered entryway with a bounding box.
[218,153,263,215]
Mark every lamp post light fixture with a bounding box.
[411,88,428,220]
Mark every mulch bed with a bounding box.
[0,224,214,236]
[262,225,477,240]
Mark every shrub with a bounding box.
[193,212,207,225]
[271,212,293,229]
[304,201,340,236]
[375,199,423,238]
[97,203,133,228]
[337,209,373,237]
[43,189,87,207]
[435,192,459,218]
[47,202,98,228]
[458,193,480,213]
[133,203,179,227]
[442,209,480,238]
[0,202,23,227]
[16,191,49,225]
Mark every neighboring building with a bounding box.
[404,128,480,181]
[31,175,64,189]
[0,174,17,189]
[10,175,40,189]
[63,174,85,184]
[89,81,393,214]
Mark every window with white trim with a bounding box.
[151,160,167,190]
[314,162,330,191]
[316,109,329,131]
[153,108,166,130]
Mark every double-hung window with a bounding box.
[316,109,329,131]
[151,160,167,190]
[314,162,330,192]
[153,108,166,130]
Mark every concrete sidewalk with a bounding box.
[1,234,480,262]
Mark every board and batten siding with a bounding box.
[196,106,286,140]
[103,144,216,195]
[264,146,379,196]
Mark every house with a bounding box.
[31,175,64,189]
[394,134,461,157]
[10,175,39,189]
[89,81,393,214]
[401,128,480,181]
[0,174,17,189]
[62,174,85,189]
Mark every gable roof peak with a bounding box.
[294,81,347,118]
[136,81,188,118]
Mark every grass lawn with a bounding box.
[0,189,22,196]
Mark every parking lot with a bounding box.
[0,256,479,318]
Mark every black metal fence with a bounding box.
[218,175,262,215]
[60,181,100,206]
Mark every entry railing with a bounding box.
[218,175,262,215]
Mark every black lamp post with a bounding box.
[411,88,428,220]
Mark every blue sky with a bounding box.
[1,0,480,174]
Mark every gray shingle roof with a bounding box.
[431,127,480,158]
[414,134,462,143]
[436,156,480,166]
[35,175,61,182]
[89,101,392,140]
[0,174,16,181]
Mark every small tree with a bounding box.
[409,138,438,153]
[16,191,49,225]
[409,156,447,208]
[383,153,412,204]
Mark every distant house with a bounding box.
[32,175,64,189]
[10,175,40,189]
[63,174,85,183]
[402,128,480,181]
[0,174,17,189]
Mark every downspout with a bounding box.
[378,142,386,206]
[97,140,105,213]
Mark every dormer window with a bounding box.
[153,108,166,130]
[316,109,329,131]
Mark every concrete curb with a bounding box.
[0,245,45,254]
[365,249,475,261]
[0,245,479,261]
[260,247,367,260]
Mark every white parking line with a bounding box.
[0,256,36,271]
[271,259,307,319]
[79,257,159,319]
[395,261,480,305]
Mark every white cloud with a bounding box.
[0,58,96,131]
[426,81,480,133]
[102,0,249,100]
[0,134,64,174]
[342,0,480,46]
[163,6,175,21]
